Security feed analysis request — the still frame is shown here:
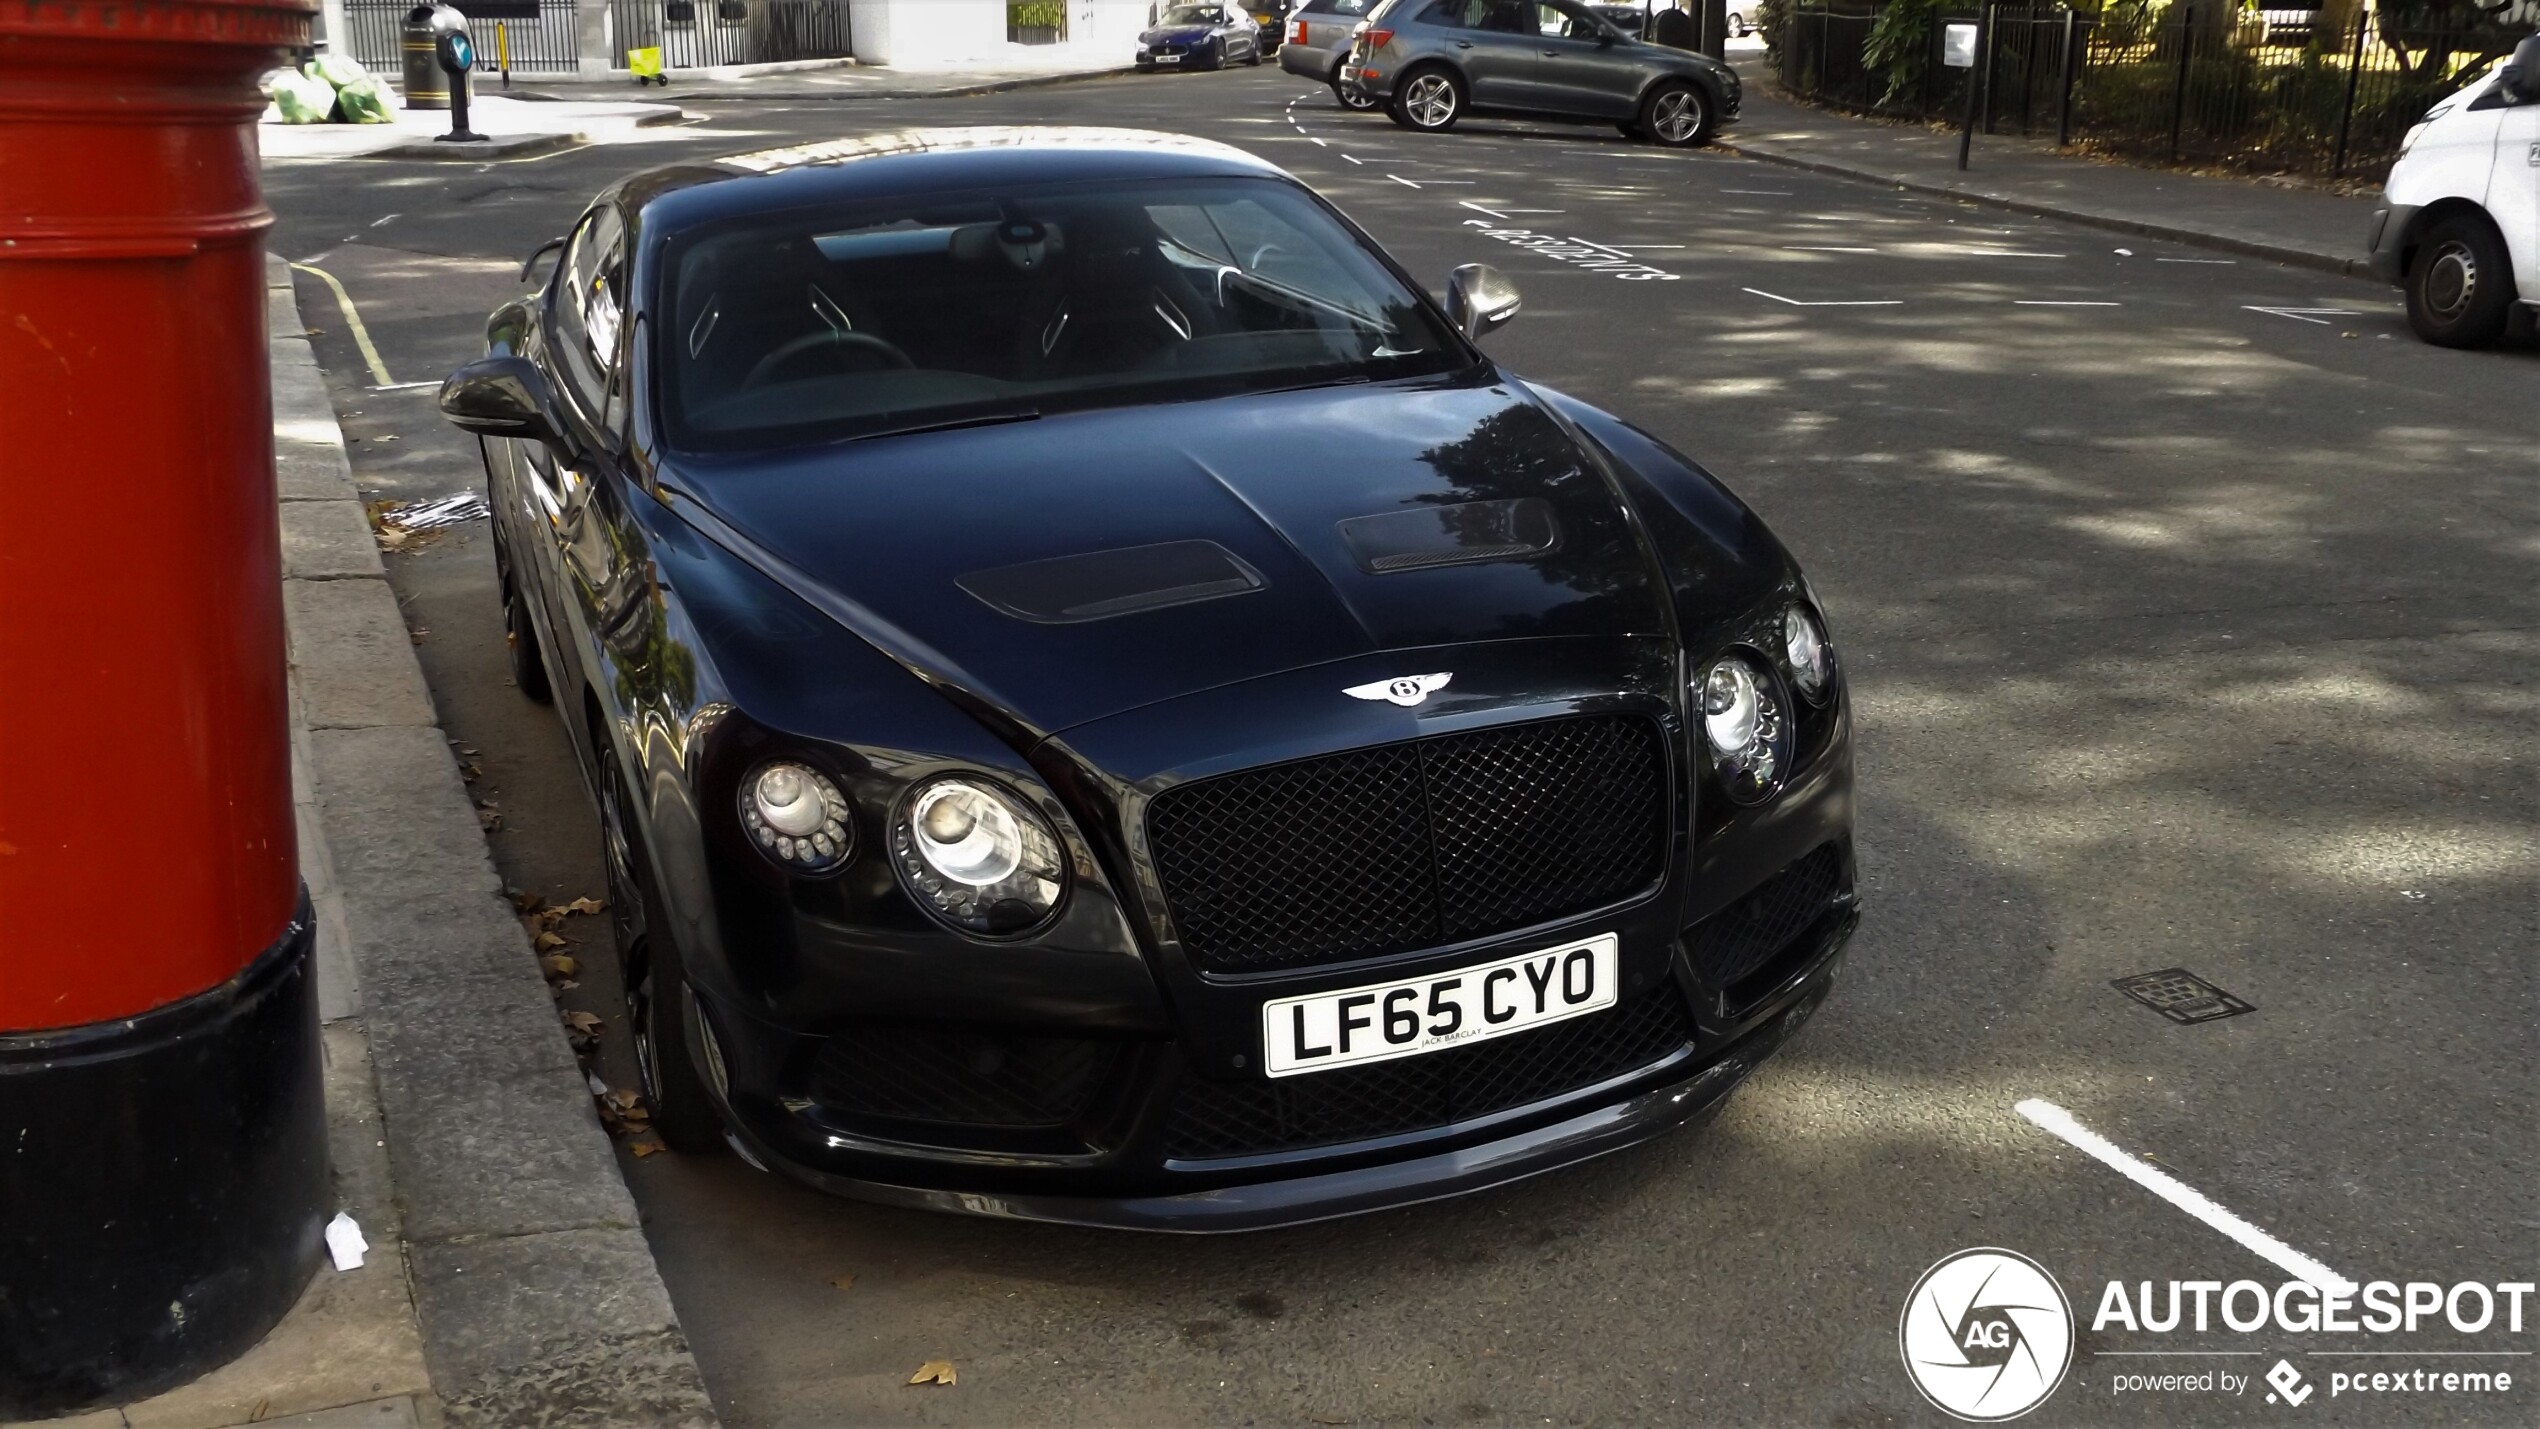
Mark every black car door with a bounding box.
[532,203,660,775]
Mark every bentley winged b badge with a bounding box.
[1344,673,1453,708]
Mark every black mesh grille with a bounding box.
[1146,715,1668,974]
[1162,982,1695,1159]
[808,1026,1115,1128]
[1682,845,1847,991]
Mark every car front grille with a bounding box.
[1161,981,1697,1159]
[1145,714,1669,975]
[1681,844,1847,993]
[807,1024,1117,1129]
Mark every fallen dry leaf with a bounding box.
[907,1360,957,1388]
[534,930,569,952]
[564,896,608,917]
[539,953,578,981]
[475,808,501,831]
[829,1273,856,1291]
[378,528,414,551]
[562,1011,603,1034]
[509,890,544,913]
[628,1139,663,1158]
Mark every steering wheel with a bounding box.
[741,330,915,388]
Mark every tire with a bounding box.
[1639,79,1712,147]
[493,527,554,703]
[2404,213,2516,349]
[1615,121,1641,138]
[1245,38,1262,65]
[1334,73,1381,110]
[1388,65,1463,132]
[600,741,724,1154]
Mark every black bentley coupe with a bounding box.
[439,128,1856,1230]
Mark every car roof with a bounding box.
[618,127,1292,229]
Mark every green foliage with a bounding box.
[1860,0,1939,107]
[1009,0,1066,29]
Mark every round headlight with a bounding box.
[892,778,1066,935]
[1782,604,1832,704]
[740,762,855,874]
[1699,654,1790,805]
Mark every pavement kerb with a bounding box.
[362,103,690,161]
[1708,133,2376,280]
[266,254,719,1429]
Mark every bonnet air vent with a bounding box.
[1337,498,1561,575]
[957,540,1265,624]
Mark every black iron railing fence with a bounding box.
[1768,2,2527,178]
[340,0,584,74]
[606,0,853,68]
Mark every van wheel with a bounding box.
[1388,65,1463,131]
[2405,213,2515,349]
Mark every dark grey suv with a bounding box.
[1342,0,1740,145]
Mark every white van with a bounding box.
[2367,31,2539,347]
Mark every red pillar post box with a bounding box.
[0,0,328,1416]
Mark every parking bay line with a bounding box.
[2015,1098,2357,1295]
[288,260,394,387]
[2245,305,2364,325]
[1742,287,1902,307]
[2014,300,2123,306]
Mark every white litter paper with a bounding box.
[325,1211,369,1271]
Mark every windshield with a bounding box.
[1160,6,1225,22]
[658,176,1463,453]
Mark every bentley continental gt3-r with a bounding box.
[438,127,1857,1231]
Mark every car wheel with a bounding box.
[493,530,554,704]
[1334,73,1381,110]
[1640,79,1712,147]
[2404,213,2515,349]
[1246,39,1262,65]
[600,740,724,1154]
[1388,65,1463,132]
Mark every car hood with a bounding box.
[1141,25,1217,41]
[673,372,1673,736]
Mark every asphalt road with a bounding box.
[264,68,2538,1427]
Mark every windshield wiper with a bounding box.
[851,409,1042,442]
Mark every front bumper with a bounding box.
[726,919,1849,1231]
[2366,204,2418,284]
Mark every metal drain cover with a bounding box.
[2112,968,2254,1024]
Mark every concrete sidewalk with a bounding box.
[260,94,685,161]
[1721,61,2382,278]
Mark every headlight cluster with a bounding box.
[890,778,1066,935]
[741,763,854,874]
[1696,604,1833,805]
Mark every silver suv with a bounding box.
[1279,0,1387,109]
[1341,0,1741,145]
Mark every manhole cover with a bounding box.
[2111,968,2254,1024]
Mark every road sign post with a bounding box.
[1945,17,1982,170]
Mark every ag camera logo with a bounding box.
[1900,1248,2077,1421]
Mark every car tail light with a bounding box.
[1291,18,1306,43]
[1365,27,1393,47]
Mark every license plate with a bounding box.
[1153,52,1182,63]
[1261,934,1618,1078]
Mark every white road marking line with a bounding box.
[1787,245,1878,253]
[1310,136,1328,146]
[1626,244,1687,249]
[1389,174,1423,188]
[369,379,443,391]
[1565,237,1634,257]
[1720,188,1793,195]
[2244,305,2363,325]
[1497,208,1565,214]
[1343,154,1364,164]
[2014,1099,2357,1295]
[288,261,394,387]
[2014,300,2122,306]
[2157,257,2235,264]
[1458,200,1511,219]
[1960,248,2068,258]
[1742,287,1901,307]
[370,213,400,227]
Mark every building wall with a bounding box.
[846,0,1005,64]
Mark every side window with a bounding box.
[1417,0,1476,26]
[550,206,628,432]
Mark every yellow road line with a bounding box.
[288,260,394,387]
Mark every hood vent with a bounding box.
[958,540,1265,624]
[1337,498,1560,575]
